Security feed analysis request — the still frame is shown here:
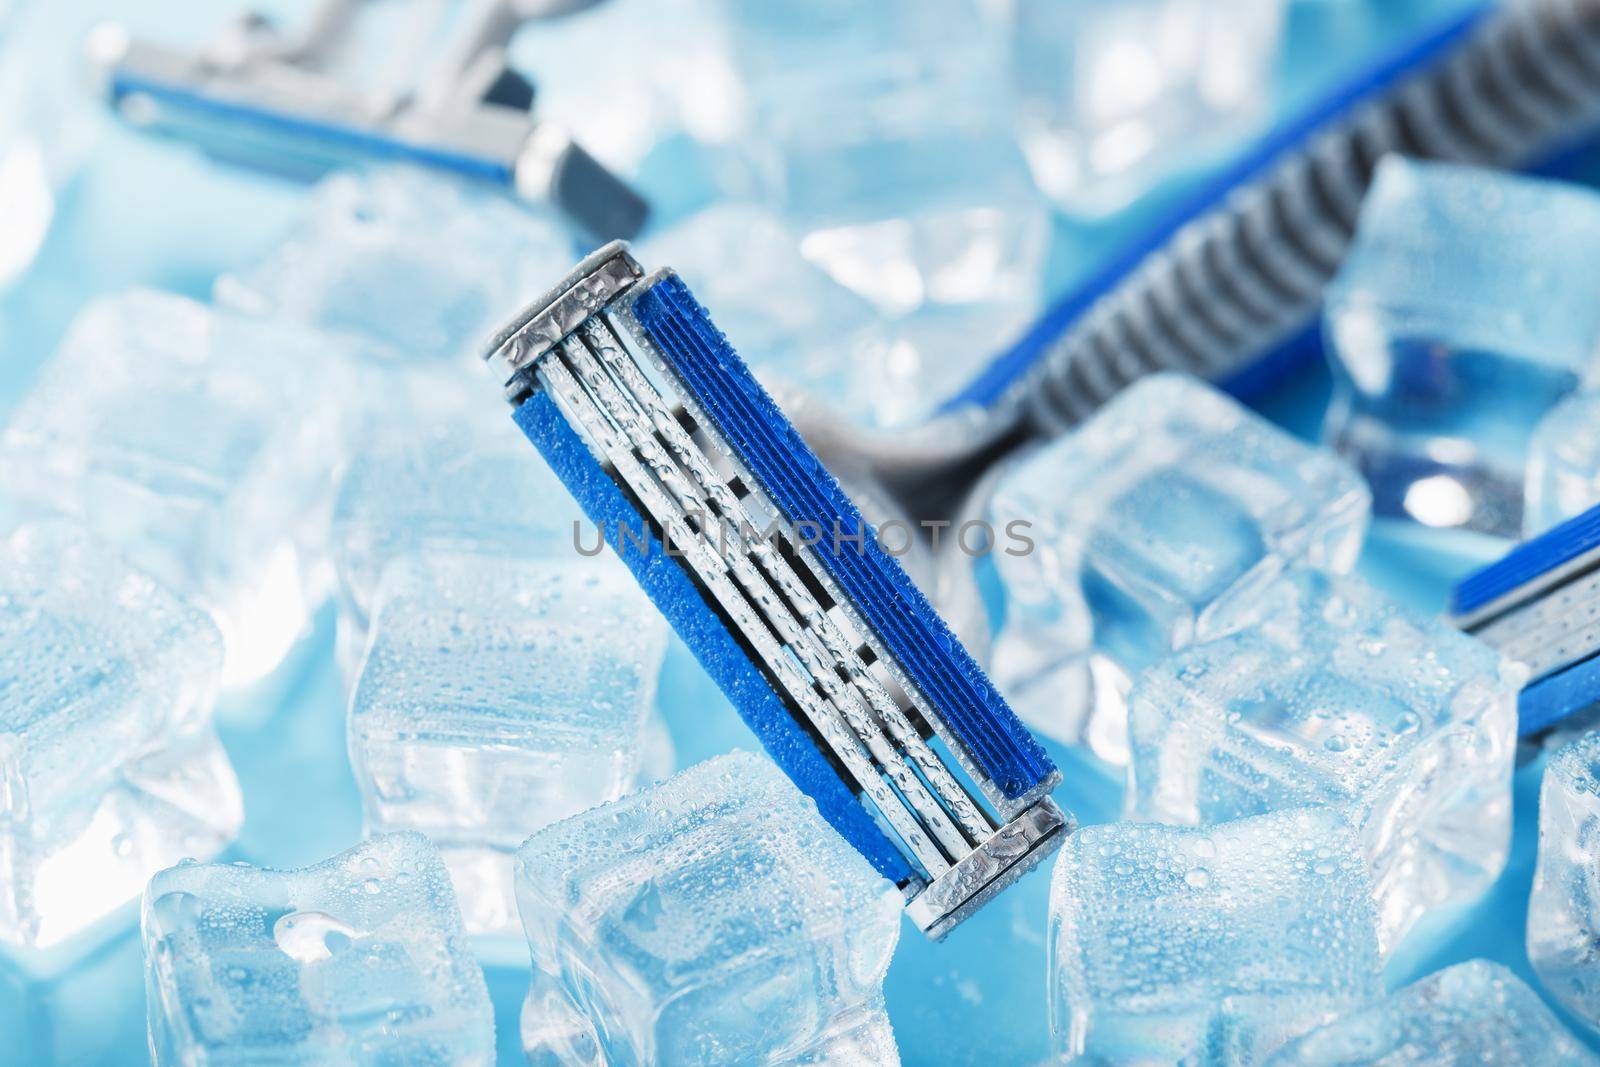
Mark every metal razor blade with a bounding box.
[90,0,647,241]
[482,242,1069,939]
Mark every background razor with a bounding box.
[90,0,647,241]
[482,242,1069,939]
[1452,501,1600,738]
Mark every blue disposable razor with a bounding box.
[482,243,1069,939]
[1451,503,1600,737]
[90,0,647,241]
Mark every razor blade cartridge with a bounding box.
[1452,502,1600,736]
[91,0,647,241]
[482,242,1069,939]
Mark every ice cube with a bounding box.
[515,751,902,1065]
[1323,158,1600,537]
[215,167,575,365]
[1268,958,1598,1066]
[329,370,581,676]
[1526,389,1600,536]
[712,0,1046,425]
[143,832,494,1066]
[1008,0,1283,218]
[0,521,240,957]
[0,290,359,684]
[1047,808,1384,1063]
[1127,568,1520,949]
[349,551,669,936]
[1527,730,1600,1028]
[984,373,1369,764]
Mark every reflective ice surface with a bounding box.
[714,0,1046,427]
[1269,959,1598,1066]
[1529,731,1600,1029]
[1127,568,1519,949]
[329,373,580,676]
[0,522,239,957]
[143,832,493,1066]
[216,168,575,365]
[1526,389,1600,536]
[1324,158,1600,537]
[1009,0,1284,217]
[986,374,1369,764]
[0,290,357,684]
[515,752,902,1066]
[349,552,669,936]
[1048,807,1384,1064]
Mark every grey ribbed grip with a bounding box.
[1020,0,1600,435]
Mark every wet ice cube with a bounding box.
[985,373,1369,764]
[0,289,357,684]
[0,522,240,956]
[329,371,580,675]
[216,167,575,365]
[1268,958,1598,1066]
[349,552,669,936]
[515,751,902,1065]
[1008,0,1283,218]
[1127,568,1519,949]
[1526,389,1600,535]
[1048,808,1384,1064]
[1526,729,1600,1028]
[143,832,493,1066]
[1323,158,1600,537]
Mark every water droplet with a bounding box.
[1184,867,1211,889]
[273,910,358,963]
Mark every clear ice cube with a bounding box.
[143,832,494,1066]
[349,551,669,936]
[1047,807,1384,1064]
[1126,568,1520,950]
[984,373,1369,764]
[1323,158,1600,537]
[1008,0,1284,218]
[0,289,359,684]
[1527,729,1600,1028]
[0,521,240,956]
[215,167,575,365]
[1268,958,1599,1066]
[712,0,1046,425]
[515,751,903,1065]
[1526,389,1600,536]
[329,370,580,676]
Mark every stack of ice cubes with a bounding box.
[1270,959,1598,1066]
[348,552,669,936]
[142,833,494,1065]
[515,752,903,1065]
[0,290,361,684]
[984,373,1369,765]
[1322,158,1600,537]
[1526,389,1600,535]
[1048,807,1385,1063]
[711,0,1047,428]
[215,167,577,366]
[1125,567,1521,948]
[0,521,240,958]
[1007,0,1285,218]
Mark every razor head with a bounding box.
[89,0,646,241]
[1451,503,1600,737]
[484,242,1069,939]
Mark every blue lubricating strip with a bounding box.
[1520,653,1600,737]
[632,275,1058,800]
[1452,502,1600,617]
[511,390,914,884]
[938,3,1495,415]
[110,73,512,183]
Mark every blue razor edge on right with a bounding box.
[1452,502,1600,736]
[483,243,1068,940]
